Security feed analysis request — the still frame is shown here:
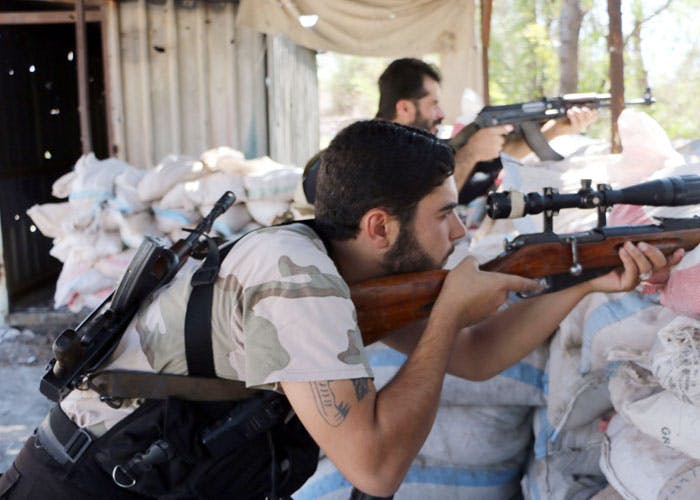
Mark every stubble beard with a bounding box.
[381,224,452,275]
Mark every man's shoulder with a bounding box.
[222,222,333,277]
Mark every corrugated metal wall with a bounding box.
[104,0,319,169]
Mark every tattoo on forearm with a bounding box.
[352,378,369,401]
[310,381,350,426]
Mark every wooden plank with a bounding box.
[0,10,101,25]
[75,0,92,153]
[267,35,318,167]
[147,0,177,162]
[102,1,126,159]
[205,1,237,150]
[607,0,624,153]
[235,26,268,159]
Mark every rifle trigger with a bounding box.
[567,237,583,276]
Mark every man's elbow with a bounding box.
[345,455,409,497]
[351,473,403,498]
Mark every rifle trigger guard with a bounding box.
[567,237,583,276]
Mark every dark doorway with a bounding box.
[0,21,108,313]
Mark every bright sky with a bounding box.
[622,1,698,86]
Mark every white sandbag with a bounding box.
[54,255,114,312]
[182,171,247,206]
[649,315,700,404]
[625,390,700,461]
[420,403,533,467]
[522,448,607,500]
[242,157,302,201]
[136,154,205,202]
[202,203,252,237]
[246,200,292,227]
[438,346,547,407]
[52,170,77,199]
[617,109,685,182]
[600,414,700,500]
[368,342,546,408]
[112,165,148,214]
[546,330,612,434]
[49,232,101,263]
[591,485,625,500]
[583,297,677,375]
[116,211,161,249]
[158,183,199,211]
[199,146,248,174]
[94,249,137,281]
[522,408,606,500]
[26,202,74,239]
[608,362,659,416]
[660,246,700,318]
[152,204,200,235]
[93,231,124,258]
[295,453,525,500]
[69,153,127,208]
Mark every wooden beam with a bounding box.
[75,0,92,153]
[0,10,101,25]
[607,0,624,153]
[480,0,492,105]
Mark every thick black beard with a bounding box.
[382,224,439,274]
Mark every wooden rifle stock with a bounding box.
[352,221,700,346]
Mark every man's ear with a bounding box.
[362,208,399,250]
[394,99,414,126]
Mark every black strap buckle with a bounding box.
[36,410,93,465]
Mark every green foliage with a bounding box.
[487,0,700,141]
[316,0,700,144]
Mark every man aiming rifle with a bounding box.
[300,57,599,208]
[0,120,679,499]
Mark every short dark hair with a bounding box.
[314,120,454,241]
[376,58,442,121]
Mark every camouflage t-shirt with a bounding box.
[61,223,373,432]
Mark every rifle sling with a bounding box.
[520,121,564,161]
[87,370,258,401]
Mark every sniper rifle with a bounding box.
[351,175,700,346]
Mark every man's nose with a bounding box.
[449,211,466,240]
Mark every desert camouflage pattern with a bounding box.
[61,223,372,432]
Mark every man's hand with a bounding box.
[588,241,685,293]
[453,125,512,189]
[433,255,543,327]
[545,106,599,137]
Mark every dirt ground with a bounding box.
[0,327,54,471]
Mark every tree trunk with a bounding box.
[608,0,624,153]
[559,0,584,94]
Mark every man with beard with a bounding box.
[300,58,596,211]
[0,121,675,500]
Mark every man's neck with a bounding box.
[329,239,385,285]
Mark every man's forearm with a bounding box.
[369,313,460,480]
[447,281,593,381]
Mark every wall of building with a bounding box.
[103,0,319,170]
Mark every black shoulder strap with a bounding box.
[184,237,237,377]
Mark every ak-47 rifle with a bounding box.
[40,191,236,402]
[452,89,656,205]
[352,175,700,346]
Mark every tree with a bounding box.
[559,0,588,93]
